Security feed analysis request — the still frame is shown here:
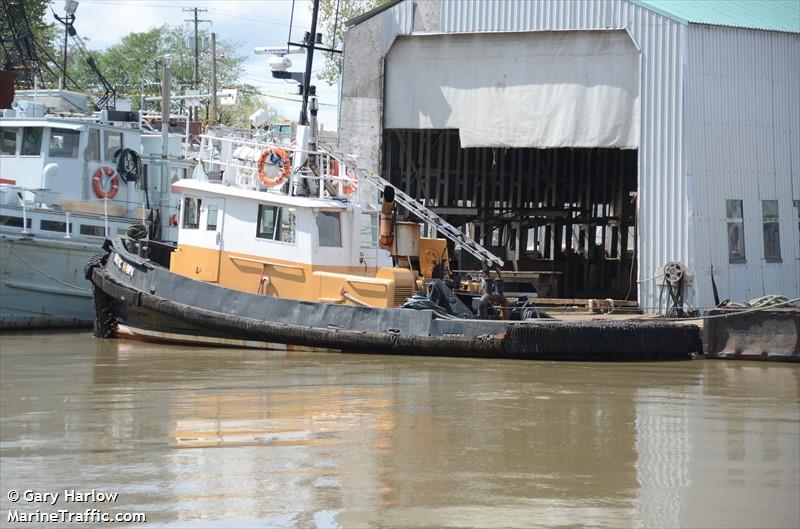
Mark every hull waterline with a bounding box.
[87,238,702,361]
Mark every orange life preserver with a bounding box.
[257,147,291,188]
[330,160,358,196]
[92,165,120,200]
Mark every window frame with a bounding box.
[85,128,101,161]
[761,200,781,263]
[255,203,296,244]
[48,128,81,159]
[0,127,19,155]
[20,127,43,156]
[182,197,202,230]
[103,130,123,161]
[726,199,746,264]
[316,211,342,248]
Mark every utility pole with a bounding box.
[182,7,210,122]
[161,55,171,160]
[210,32,217,123]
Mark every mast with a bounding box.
[299,0,320,125]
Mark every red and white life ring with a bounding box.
[257,147,292,188]
[330,160,358,196]
[92,165,120,200]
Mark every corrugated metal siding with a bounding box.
[438,0,688,310]
[686,25,800,307]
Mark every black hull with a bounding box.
[88,238,702,361]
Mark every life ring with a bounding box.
[330,160,357,196]
[257,147,291,188]
[92,165,120,200]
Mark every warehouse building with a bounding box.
[338,0,799,311]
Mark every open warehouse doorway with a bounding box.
[383,130,638,299]
[382,29,640,300]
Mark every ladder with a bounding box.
[355,168,505,270]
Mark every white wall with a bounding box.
[686,25,800,307]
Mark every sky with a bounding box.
[48,0,341,129]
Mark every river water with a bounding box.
[1,331,798,529]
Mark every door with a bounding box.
[183,196,224,282]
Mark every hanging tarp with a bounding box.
[384,30,640,149]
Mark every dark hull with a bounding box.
[88,238,702,361]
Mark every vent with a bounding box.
[393,282,414,307]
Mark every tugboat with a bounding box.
[85,1,700,360]
[0,90,192,327]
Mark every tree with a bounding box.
[0,0,59,87]
[63,24,278,126]
[316,0,390,85]
[216,85,281,129]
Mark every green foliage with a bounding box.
[0,0,59,85]
[316,0,390,84]
[216,86,280,129]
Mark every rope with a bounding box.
[1,239,91,292]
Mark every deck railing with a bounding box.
[195,134,364,203]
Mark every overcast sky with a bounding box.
[49,0,341,129]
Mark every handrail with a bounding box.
[228,254,305,271]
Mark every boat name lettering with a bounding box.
[113,254,135,278]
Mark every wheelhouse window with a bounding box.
[21,127,42,156]
[104,131,122,160]
[726,199,746,263]
[85,128,100,161]
[48,128,81,158]
[256,204,295,243]
[360,212,378,248]
[762,200,781,262]
[317,211,342,247]
[1,127,18,154]
[182,197,201,229]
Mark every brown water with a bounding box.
[1,331,798,529]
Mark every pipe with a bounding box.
[379,185,395,250]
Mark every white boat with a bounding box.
[0,91,192,328]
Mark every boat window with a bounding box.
[317,211,342,248]
[1,127,18,155]
[41,220,72,233]
[182,197,201,229]
[21,127,43,156]
[206,205,218,231]
[726,199,746,263]
[278,208,296,244]
[80,225,106,236]
[48,128,81,158]
[256,204,278,239]
[256,204,295,243]
[85,129,101,161]
[104,130,123,160]
[360,212,378,248]
[0,215,31,228]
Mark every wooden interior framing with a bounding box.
[383,129,638,300]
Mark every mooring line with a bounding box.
[0,239,92,293]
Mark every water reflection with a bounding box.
[1,331,798,528]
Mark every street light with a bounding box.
[64,0,79,15]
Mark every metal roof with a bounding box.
[632,0,800,33]
[348,0,800,34]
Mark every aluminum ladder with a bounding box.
[354,167,505,270]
